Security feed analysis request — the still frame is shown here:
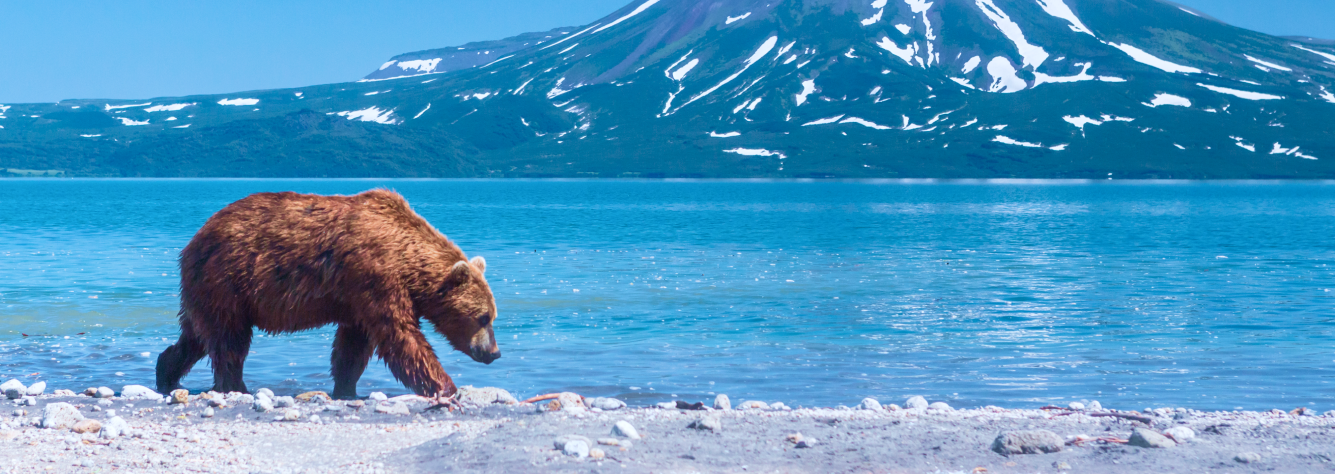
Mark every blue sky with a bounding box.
[0,0,1330,103]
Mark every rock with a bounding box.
[613,420,641,439]
[94,387,115,399]
[597,438,622,446]
[786,432,804,443]
[83,387,98,396]
[368,392,387,402]
[71,419,102,434]
[456,386,519,406]
[53,389,76,397]
[738,400,769,410]
[99,417,129,439]
[1068,402,1086,411]
[552,392,585,412]
[25,382,46,397]
[770,402,791,411]
[655,402,677,409]
[1164,426,1195,443]
[273,396,295,408]
[202,408,215,418]
[687,416,721,432]
[309,414,321,423]
[256,388,275,400]
[40,403,84,430]
[295,391,330,403]
[1,380,25,399]
[928,402,952,411]
[374,401,410,415]
[1235,452,1262,463]
[887,404,902,411]
[714,394,731,411]
[859,398,882,410]
[905,396,929,410]
[207,397,228,408]
[236,394,255,406]
[253,397,274,412]
[1087,401,1103,411]
[1128,428,1176,448]
[554,435,593,451]
[563,440,589,458]
[588,397,627,411]
[282,409,301,421]
[120,385,160,400]
[22,397,37,406]
[589,447,605,460]
[991,430,1064,455]
[795,438,817,449]
[169,389,189,405]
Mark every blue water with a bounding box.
[1,179,1333,411]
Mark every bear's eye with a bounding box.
[478,313,491,325]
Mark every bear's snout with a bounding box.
[470,346,501,364]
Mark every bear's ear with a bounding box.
[470,256,486,274]
[449,260,473,282]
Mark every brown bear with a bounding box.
[155,189,500,400]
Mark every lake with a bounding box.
[1,179,1332,410]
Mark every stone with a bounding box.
[905,396,929,410]
[368,392,387,402]
[207,397,228,408]
[859,398,882,410]
[991,430,1064,455]
[71,419,102,434]
[795,438,817,449]
[597,438,622,446]
[456,386,519,406]
[687,416,721,432]
[256,388,275,400]
[738,400,769,410]
[83,387,98,396]
[714,394,731,411]
[202,408,215,418]
[613,420,641,439]
[94,387,115,399]
[25,382,45,397]
[40,403,84,430]
[236,394,255,406]
[1235,452,1262,464]
[588,397,627,411]
[1128,428,1176,448]
[169,389,189,405]
[120,385,160,400]
[553,392,585,412]
[770,402,791,411]
[374,401,410,415]
[1,380,25,399]
[295,391,330,403]
[786,432,804,444]
[563,440,589,458]
[253,397,275,412]
[273,396,295,408]
[52,389,76,397]
[1164,426,1195,443]
[928,402,952,411]
[589,447,605,460]
[1068,402,1086,411]
[887,404,902,411]
[309,414,321,423]
[22,397,37,406]
[282,409,301,422]
[554,435,592,451]
[1087,401,1103,411]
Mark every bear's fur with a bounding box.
[155,189,500,399]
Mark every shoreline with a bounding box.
[2,383,1333,473]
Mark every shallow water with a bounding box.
[1,179,1332,410]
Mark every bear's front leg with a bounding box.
[330,325,374,400]
[373,321,458,398]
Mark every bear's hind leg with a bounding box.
[156,329,207,394]
[209,325,253,393]
[331,325,374,400]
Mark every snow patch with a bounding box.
[144,103,195,112]
[710,131,741,138]
[1036,0,1093,36]
[1063,115,1102,130]
[592,0,661,34]
[670,58,700,81]
[1050,144,1068,151]
[336,106,398,124]
[993,135,1042,147]
[379,61,396,70]
[540,23,601,51]
[1032,62,1094,87]
[1291,44,1335,64]
[986,57,1026,93]
[1143,93,1191,108]
[172,124,191,129]
[949,77,976,89]
[1106,43,1201,73]
[862,9,884,26]
[962,56,981,74]
[673,36,778,113]
[218,98,259,106]
[1245,55,1291,72]
[895,24,912,35]
[840,117,893,130]
[1197,83,1283,100]
[413,103,431,119]
[795,80,816,106]
[974,0,1048,68]
[877,37,916,65]
[803,115,846,126]
[724,148,786,159]
[397,59,442,73]
[79,134,101,138]
[514,78,534,95]
[726,12,751,24]
[1098,76,1126,82]
[105,102,150,111]
[115,117,149,126]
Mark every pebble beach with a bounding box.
[2,379,1333,473]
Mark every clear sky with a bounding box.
[0,0,1329,104]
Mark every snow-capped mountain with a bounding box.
[3,0,1334,178]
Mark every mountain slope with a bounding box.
[3,0,1334,178]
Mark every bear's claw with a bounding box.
[425,394,460,412]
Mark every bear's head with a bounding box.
[432,256,502,365]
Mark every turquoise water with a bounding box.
[1,179,1333,410]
